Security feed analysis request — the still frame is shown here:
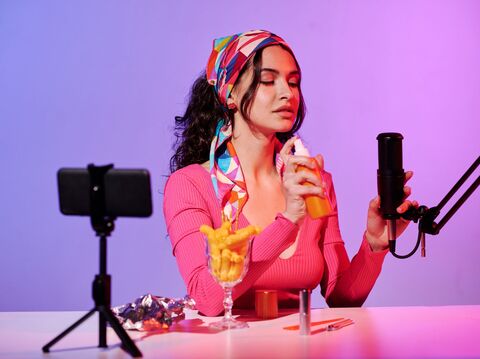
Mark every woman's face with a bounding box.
[229,45,301,136]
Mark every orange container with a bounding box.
[255,290,278,319]
[294,139,332,219]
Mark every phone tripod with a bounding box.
[42,164,142,357]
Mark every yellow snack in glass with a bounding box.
[201,219,262,330]
[201,221,261,283]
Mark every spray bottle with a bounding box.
[294,138,332,219]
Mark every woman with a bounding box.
[164,30,416,316]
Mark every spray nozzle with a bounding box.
[294,138,310,157]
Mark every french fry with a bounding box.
[215,221,231,241]
[221,220,231,231]
[215,228,229,242]
[230,251,242,263]
[224,233,244,246]
[227,262,241,282]
[209,243,220,257]
[227,258,245,282]
[211,254,221,276]
[236,226,259,236]
[220,249,232,281]
[228,241,249,256]
[225,236,249,251]
[221,248,232,259]
[200,224,215,239]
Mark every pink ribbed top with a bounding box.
[163,164,388,316]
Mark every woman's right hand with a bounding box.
[279,137,325,225]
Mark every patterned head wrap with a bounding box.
[206,29,290,107]
[206,30,293,225]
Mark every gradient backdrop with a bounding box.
[1,0,479,311]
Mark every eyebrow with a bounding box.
[260,68,300,76]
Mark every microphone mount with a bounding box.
[390,155,480,259]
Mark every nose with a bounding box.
[278,79,294,100]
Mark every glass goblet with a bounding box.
[206,236,252,330]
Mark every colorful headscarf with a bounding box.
[207,30,292,225]
[206,29,290,107]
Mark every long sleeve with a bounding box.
[319,172,388,307]
[163,168,299,316]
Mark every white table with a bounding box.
[1,305,479,358]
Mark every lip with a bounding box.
[273,105,294,113]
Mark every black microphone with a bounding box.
[377,133,405,253]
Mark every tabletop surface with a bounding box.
[1,305,479,358]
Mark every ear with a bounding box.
[226,96,237,110]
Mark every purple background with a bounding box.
[1,0,479,311]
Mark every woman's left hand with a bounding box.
[365,171,419,252]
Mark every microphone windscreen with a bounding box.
[377,133,404,174]
[377,133,405,219]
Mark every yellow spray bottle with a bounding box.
[294,138,332,219]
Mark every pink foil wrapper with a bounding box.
[112,294,196,331]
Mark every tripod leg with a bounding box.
[42,308,96,353]
[99,311,107,348]
[98,306,142,358]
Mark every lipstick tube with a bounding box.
[299,289,311,335]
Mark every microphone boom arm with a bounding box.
[395,155,480,258]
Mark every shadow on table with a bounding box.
[139,318,221,340]
[44,342,123,355]
[138,309,298,340]
[233,308,298,322]
[141,307,352,341]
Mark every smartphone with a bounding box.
[57,167,152,217]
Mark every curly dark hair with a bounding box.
[170,45,306,173]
